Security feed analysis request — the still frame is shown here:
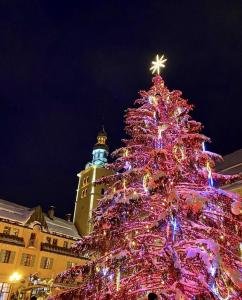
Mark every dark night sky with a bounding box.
[0,1,241,217]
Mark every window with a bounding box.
[63,241,68,248]
[67,261,75,268]
[28,233,36,247]
[83,176,89,186]
[40,257,53,270]
[21,253,35,267]
[30,233,36,240]
[101,188,105,195]
[0,282,11,300]
[46,237,51,244]
[81,188,88,198]
[3,227,10,235]
[0,250,15,264]
[52,239,58,246]
[12,228,19,236]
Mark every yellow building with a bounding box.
[73,128,113,236]
[0,201,87,300]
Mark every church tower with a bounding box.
[73,128,112,236]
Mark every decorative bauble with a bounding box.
[231,200,241,215]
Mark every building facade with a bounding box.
[216,149,242,196]
[0,200,87,300]
[73,128,113,236]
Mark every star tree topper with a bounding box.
[150,54,167,75]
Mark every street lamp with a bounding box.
[9,272,22,282]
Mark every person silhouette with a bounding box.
[148,292,158,300]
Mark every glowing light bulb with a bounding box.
[102,268,108,276]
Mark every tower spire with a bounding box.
[91,127,109,167]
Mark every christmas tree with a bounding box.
[54,56,241,299]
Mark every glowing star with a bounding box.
[150,54,167,74]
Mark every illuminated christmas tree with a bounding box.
[54,56,241,299]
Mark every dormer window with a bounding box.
[3,226,10,235]
[46,237,51,244]
[13,228,19,236]
[28,233,36,248]
[53,238,58,246]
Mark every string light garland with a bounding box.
[203,142,214,187]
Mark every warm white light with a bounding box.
[9,272,22,282]
[150,54,167,75]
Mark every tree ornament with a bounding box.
[174,106,183,117]
[116,267,121,291]
[143,173,150,193]
[148,95,158,106]
[231,200,241,215]
[123,149,129,157]
[206,161,214,187]
[150,54,167,75]
[123,179,126,190]
[173,145,185,162]
[124,161,132,171]
[158,124,168,138]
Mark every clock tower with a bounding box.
[73,128,112,236]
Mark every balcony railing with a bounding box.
[40,242,79,258]
[0,233,25,247]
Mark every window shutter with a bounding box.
[30,255,36,267]
[40,257,45,268]
[49,258,53,269]
[20,253,26,265]
[9,251,15,264]
[0,250,4,263]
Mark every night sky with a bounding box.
[0,1,241,218]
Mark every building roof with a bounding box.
[216,149,242,175]
[0,199,80,239]
[98,126,107,137]
[0,198,31,223]
[45,215,80,239]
